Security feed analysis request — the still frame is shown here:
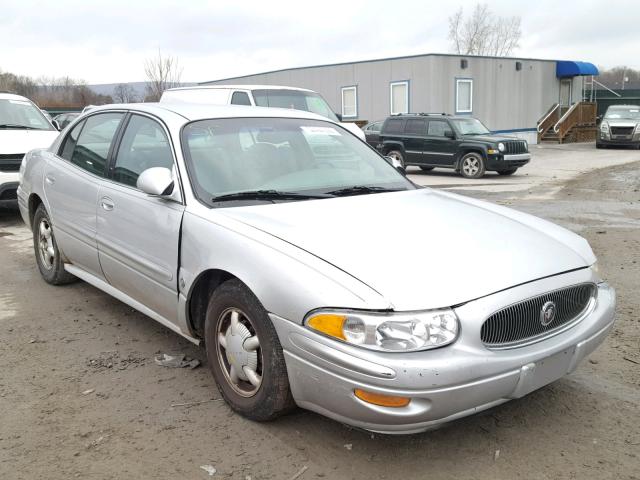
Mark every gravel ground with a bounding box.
[0,153,639,480]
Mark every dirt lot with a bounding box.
[1,147,639,480]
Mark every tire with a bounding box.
[459,152,486,179]
[498,168,518,176]
[204,279,295,421]
[596,143,605,149]
[32,204,76,285]
[419,166,434,171]
[386,149,405,169]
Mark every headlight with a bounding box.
[306,309,459,352]
[498,142,505,152]
[600,122,609,132]
[634,123,640,133]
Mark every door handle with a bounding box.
[100,197,115,211]
[45,175,55,185]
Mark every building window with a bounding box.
[456,78,473,114]
[390,81,409,115]
[341,86,357,118]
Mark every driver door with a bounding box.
[96,113,185,324]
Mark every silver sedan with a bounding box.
[18,103,615,434]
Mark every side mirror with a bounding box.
[52,120,61,131]
[384,156,406,175]
[137,167,175,196]
[444,130,456,139]
[335,112,343,122]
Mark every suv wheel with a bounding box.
[498,168,518,176]
[386,150,405,169]
[32,204,76,285]
[459,152,486,179]
[204,279,295,421]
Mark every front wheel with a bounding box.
[386,150,405,169]
[498,168,518,176]
[32,204,76,285]
[204,279,294,421]
[459,152,486,179]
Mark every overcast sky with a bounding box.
[1,0,639,84]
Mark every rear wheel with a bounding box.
[386,150,405,169]
[498,168,518,176]
[459,152,486,179]
[204,279,294,421]
[32,204,76,285]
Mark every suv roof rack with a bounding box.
[391,112,450,117]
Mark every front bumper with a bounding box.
[597,133,640,147]
[486,153,531,170]
[271,269,615,434]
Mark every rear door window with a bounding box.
[67,113,124,176]
[405,119,426,135]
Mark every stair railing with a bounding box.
[553,102,597,142]
[537,103,560,134]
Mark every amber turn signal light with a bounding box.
[307,313,347,340]
[354,389,411,408]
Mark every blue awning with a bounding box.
[556,61,599,78]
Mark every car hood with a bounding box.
[0,129,59,154]
[219,189,594,310]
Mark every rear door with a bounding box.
[97,113,185,323]
[423,119,456,166]
[44,112,125,279]
[402,119,427,165]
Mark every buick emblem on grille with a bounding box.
[540,301,557,326]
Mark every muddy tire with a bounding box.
[204,279,295,421]
[32,204,76,285]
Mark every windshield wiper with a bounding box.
[212,189,329,202]
[326,185,404,197]
[0,124,40,130]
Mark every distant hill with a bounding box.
[88,81,197,100]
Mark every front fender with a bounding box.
[179,208,392,327]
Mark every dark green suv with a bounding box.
[377,114,531,178]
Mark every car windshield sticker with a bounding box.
[301,126,341,136]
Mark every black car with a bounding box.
[362,120,384,148]
[376,113,531,178]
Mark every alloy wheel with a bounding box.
[462,157,480,176]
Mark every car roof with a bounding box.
[0,92,32,101]
[385,114,471,121]
[88,102,331,122]
[166,85,313,93]
[606,104,640,109]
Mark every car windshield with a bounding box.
[0,98,54,130]
[604,106,640,120]
[252,89,340,122]
[182,117,414,206]
[450,118,491,135]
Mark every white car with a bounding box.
[0,92,59,206]
[160,85,366,141]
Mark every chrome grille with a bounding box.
[504,140,527,155]
[481,283,596,349]
[0,154,24,172]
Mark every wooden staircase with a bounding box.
[537,102,597,144]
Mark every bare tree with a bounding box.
[113,83,138,103]
[448,3,521,56]
[144,50,183,101]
